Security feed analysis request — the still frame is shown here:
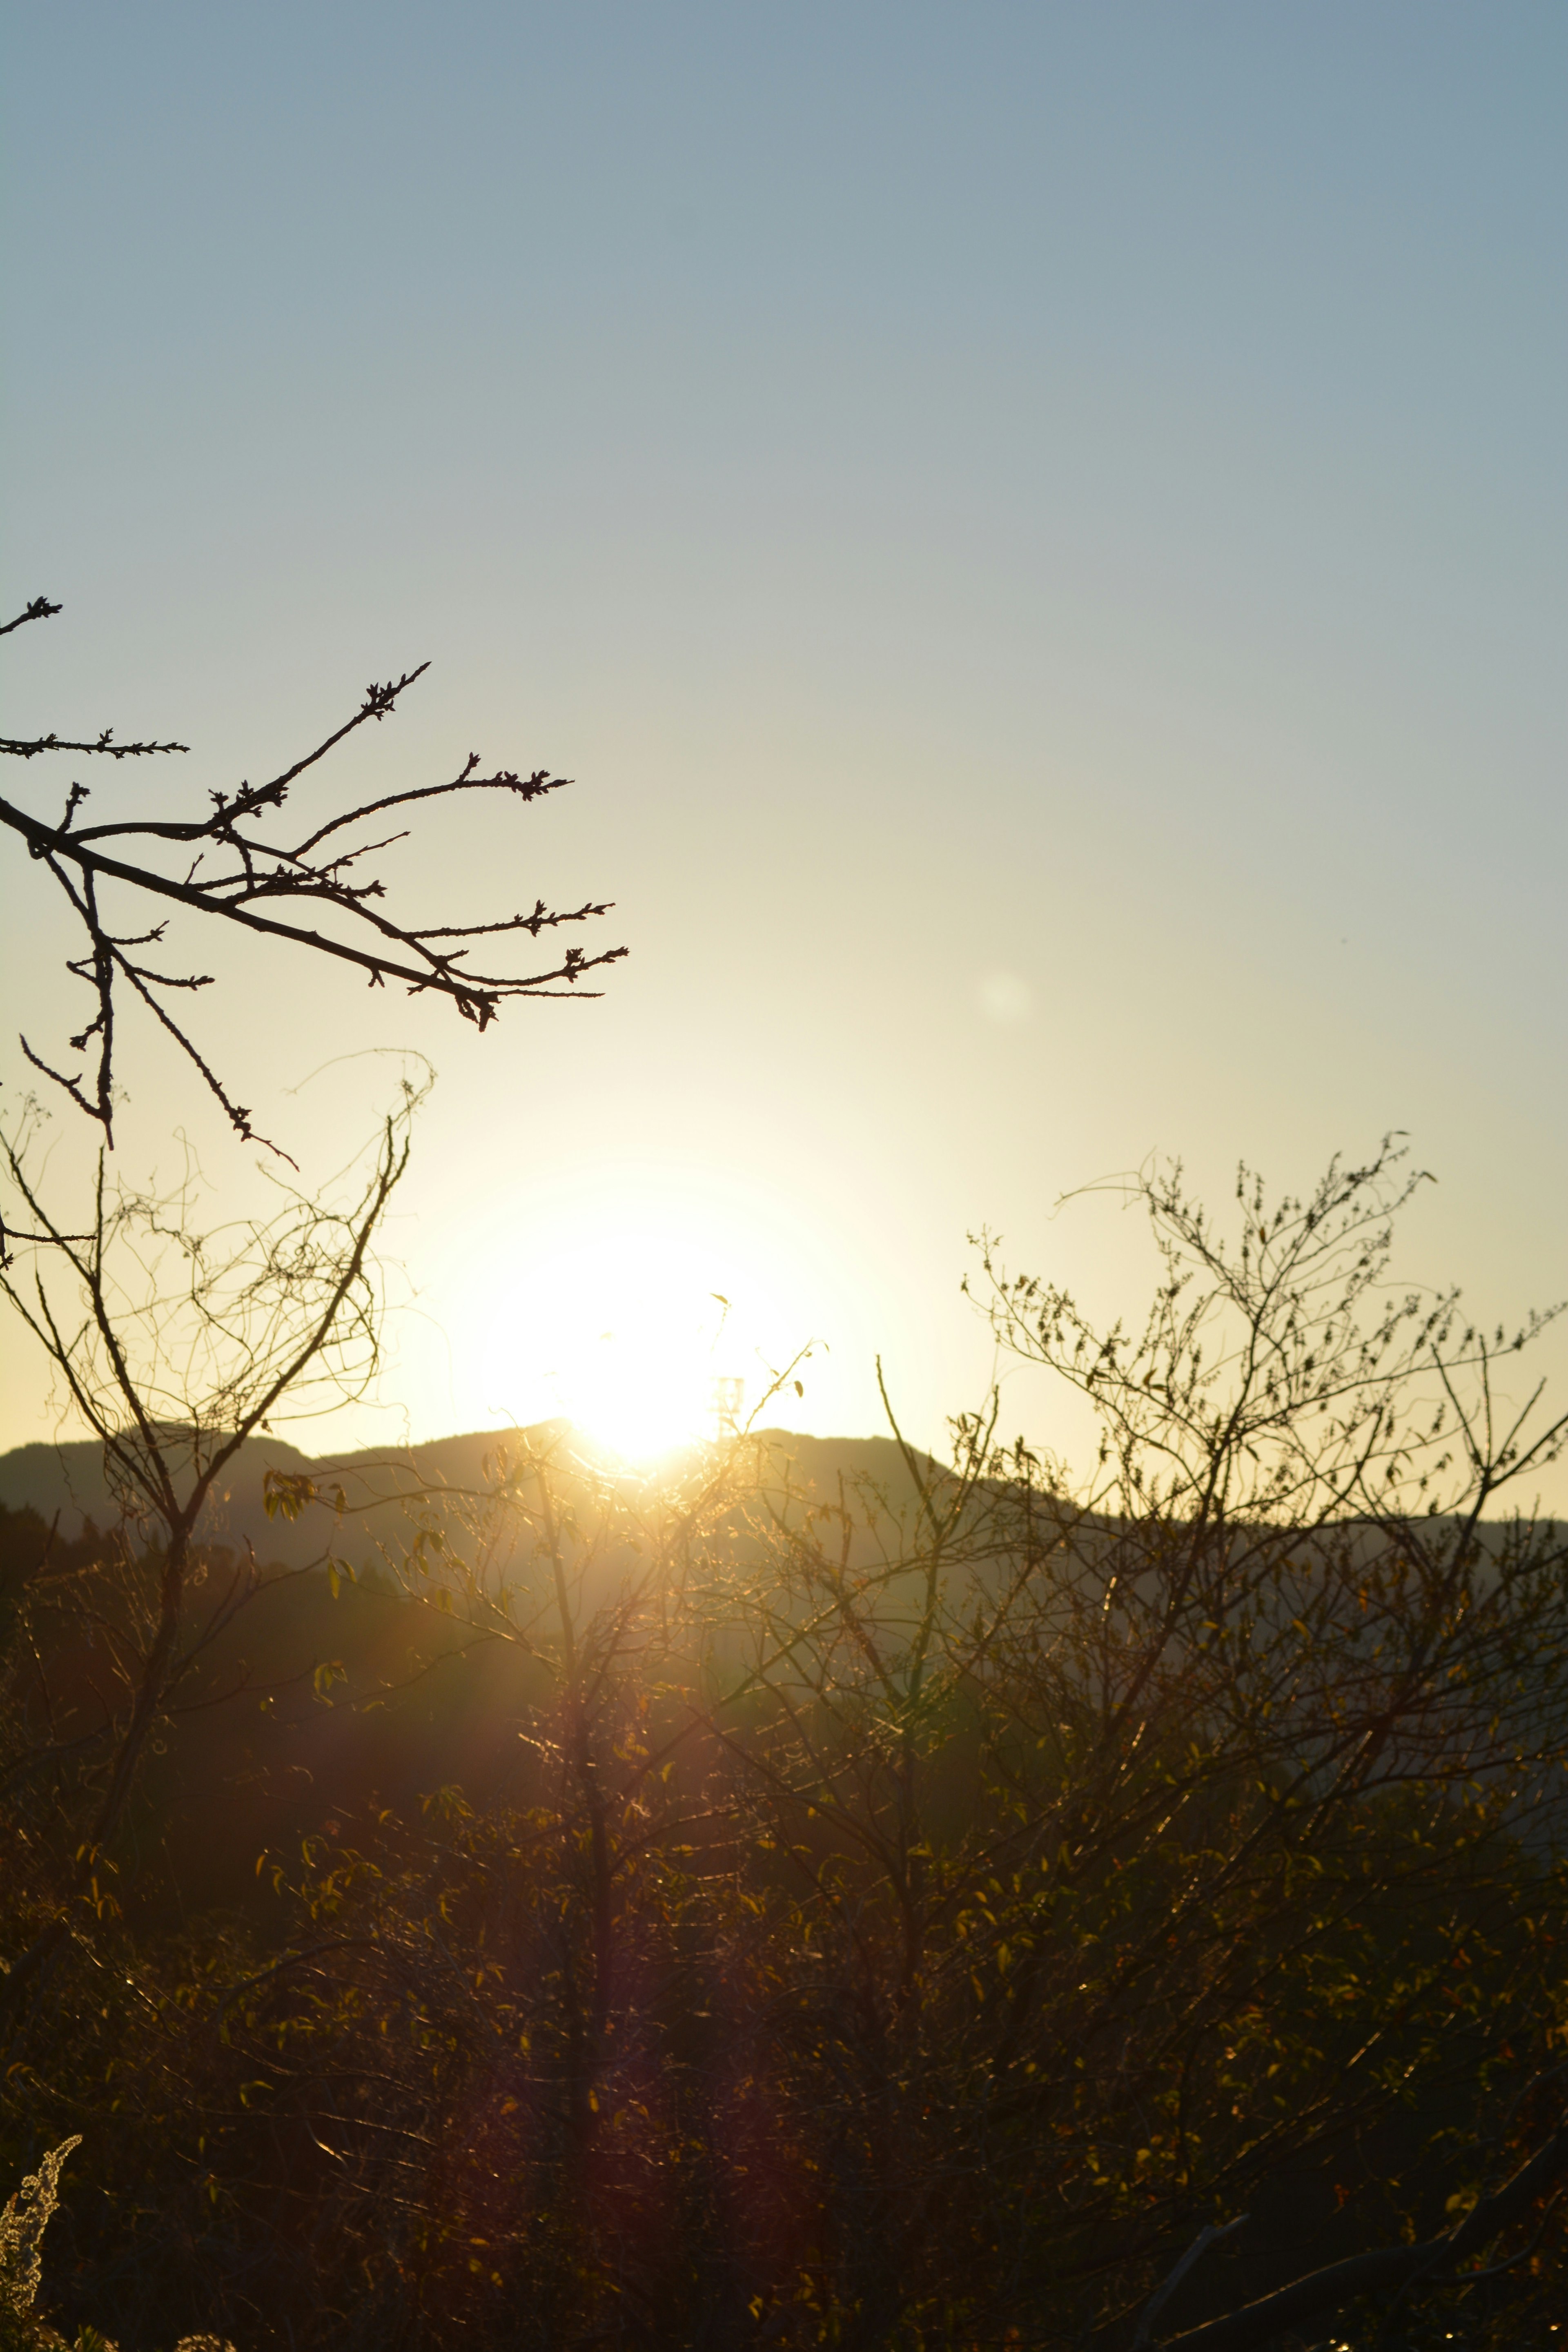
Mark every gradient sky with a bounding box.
[3,4,1565,1486]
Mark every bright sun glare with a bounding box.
[551,1297,729,1463]
[527,1213,771,1464]
[451,1168,834,1466]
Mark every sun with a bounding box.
[552,1301,724,1464]
[530,1218,755,1465]
[447,1163,834,1466]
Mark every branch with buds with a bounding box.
[1,596,626,1156]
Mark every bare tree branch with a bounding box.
[0,595,62,639]
[2,600,625,1147]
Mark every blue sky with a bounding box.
[3,4,1564,1475]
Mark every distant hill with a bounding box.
[0,1420,947,1918]
[0,1424,937,1568]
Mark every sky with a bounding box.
[2,3,1565,1487]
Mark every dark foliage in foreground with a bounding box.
[4,1145,1568,2351]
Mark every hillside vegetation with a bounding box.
[4,1145,1568,2352]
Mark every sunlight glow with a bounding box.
[550,1282,732,1464]
[448,1167,831,1466]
